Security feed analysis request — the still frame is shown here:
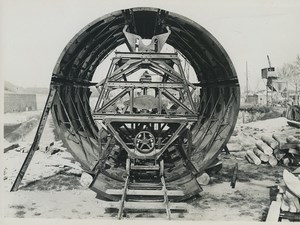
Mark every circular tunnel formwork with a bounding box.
[51,7,240,200]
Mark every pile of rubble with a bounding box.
[245,134,300,167]
[4,140,66,154]
[4,139,83,171]
[266,169,300,221]
[4,139,90,188]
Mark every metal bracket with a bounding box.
[123,25,171,53]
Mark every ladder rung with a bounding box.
[129,182,161,187]
[106,189,185,196]
[128,183,163,190]
[106,201,187,210]
[131,165,160,170]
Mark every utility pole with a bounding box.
[266,55,272,107]
[246,61,249,99]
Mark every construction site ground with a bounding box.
[2,109,299,221]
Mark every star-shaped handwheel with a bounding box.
[134,131,155,153]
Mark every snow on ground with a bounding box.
[4,110,57,149]
[242,117,288,131]
[3,139,11,149]
[2,112,300,220]
[4,111,42,125]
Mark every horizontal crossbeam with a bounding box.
[106,81,185,88]
[93,114,198,122]
[114,52,179,60]
[106,189,184,196]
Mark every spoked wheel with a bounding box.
[134,131,155,153]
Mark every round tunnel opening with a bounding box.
[51,7,240,200]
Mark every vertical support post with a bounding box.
[176,60,196,112]
[246,61,249,100]
[158,89,162,114]
[118,175,129,219]
[10,85,57,192]
[286,82,289,108]
[187,128,192,158]
[161,175,171,220]
[266,79,269,107]
[94,58,116,112]
[130,88,134,114]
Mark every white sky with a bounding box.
[1,0,300,93]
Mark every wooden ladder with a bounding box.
[105,159,188,219]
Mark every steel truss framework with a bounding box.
[92,51,198,159]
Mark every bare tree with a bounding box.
[295,55,300,68]
[277,63,294,78]
[278,56,300,103]
[294,55,300,78]
[291,56,300,101]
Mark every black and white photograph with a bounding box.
[1,0,300,223]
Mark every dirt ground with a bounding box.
[2,110,300,221]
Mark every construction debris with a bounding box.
[4,116,39,143]
[266,169,300,222]
[45,140,67,155]
[246,134,300,167]
[4,139,82,174]
[196,172,210,186]
[79,171,93,188]
[230,163,238,188]
[246,150,261,165]
[4,144,20,153]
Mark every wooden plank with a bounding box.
[253,147,269,162]
[285,189,300,212]
[283,169,300,198]
[280,211,300,221]
[105,202,187,210]
[278,143,300,150]
[161,176,171,220]
[246,150,261,165]
[266,201,281,222]
[4,144,20,153]
[128,182,162,189]
[281,193,290,211]
[261,135,278,149]
[287,120,300,128]
[273,148,286,161]
[245,155,254,164]
[255,141,273,155]
[286,135,300,144]
[272,133,286,145]
[106,189,185,196]
[230,163,238,188]
[292,167,300,175]
[117,175,129,219]
[289,148,300,155]
[268,155,278,167]
[131,165,160,171]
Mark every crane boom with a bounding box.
[267,55,272,68]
